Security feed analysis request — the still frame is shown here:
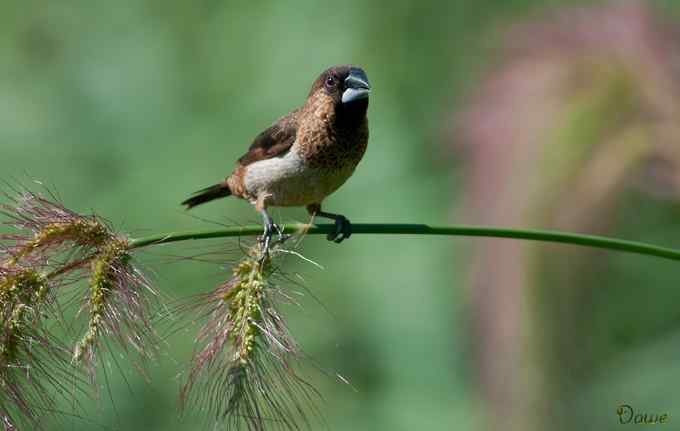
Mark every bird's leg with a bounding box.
[306,204,352,243]
[259,209,289,264]
[259,209,275,261]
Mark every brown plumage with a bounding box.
[182,64,371,245]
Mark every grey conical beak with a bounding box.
[342,68,371,104]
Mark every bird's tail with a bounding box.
[181,182,232,209]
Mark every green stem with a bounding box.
[128,223,680,262]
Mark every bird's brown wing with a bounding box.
[237,109,299,166]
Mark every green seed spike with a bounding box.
[72,239,129,364]
[5,220,110,267]
[0,270,48,363]
[223,253,271,365]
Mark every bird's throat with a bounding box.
[336,99,369,129]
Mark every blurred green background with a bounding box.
[3,0,680,430]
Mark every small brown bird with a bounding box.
[182,64,370,249]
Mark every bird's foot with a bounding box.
[272,223,291,245]
[259,222,290,265]
[327,216,352,243]
[259,222,275,265]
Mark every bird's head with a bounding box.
[309,65,370,118]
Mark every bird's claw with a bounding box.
[273,224,290,244]
[259,223,274,264]
[259,222,291,266]
[326,216,352,243]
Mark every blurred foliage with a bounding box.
[455,2,680,431]
[2,0,680,430]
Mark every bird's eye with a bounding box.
[325,76,336,88]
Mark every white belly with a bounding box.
[243,149,354,207]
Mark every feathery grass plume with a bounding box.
[0,188,110,268]
[71,236,158,378]
[0,185,158,379]
[179,241,318,431]
[0,266,82,431]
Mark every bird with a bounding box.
[181,64,370,251]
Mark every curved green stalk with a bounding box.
[128,223,680,262]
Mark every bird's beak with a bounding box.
[342,68,371,104]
